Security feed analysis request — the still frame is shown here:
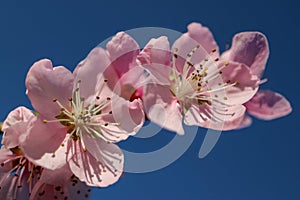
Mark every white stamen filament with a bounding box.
[44,80,119,147]
[171,46,236,111]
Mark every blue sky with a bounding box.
[0,0,299,199]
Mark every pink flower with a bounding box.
[221,31,292,128]
[0,106,89,200]
[22,57,144,187]
[141,23,260,134]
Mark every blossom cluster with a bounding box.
[0,23,292,199]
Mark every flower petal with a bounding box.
[184,102,246,131]
[2,106,35,149]
[73,47,112,99]
[138,36,171,66]
[0,174,29,200]
[173,23,219,72]
[143,84,184,135]
[25,59,74,119]
[224,32,269,78]
[137,36,172,85]
[90,79,144,142]
[219,61,260,104]
[0,148,14,171]
[39,164,72,185]
[115,66,148,100]
[222,115,252,130]
[186,22,219,56]
[106,32,140,77]
[21,117,68,170]
[109,96,145,140]
[244,90,292,120]
[67,139,123,187]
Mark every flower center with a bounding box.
[43,79,119,151]
[170,46,237,110]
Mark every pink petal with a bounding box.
[110,96,145,139]
[143,84,184,135]
[173,23,219,73]
[0,176,16,200]
[2,106,35,149]
[219,61,260,104]
[39,164,72,185]
[184,102,246,131]
[93,79,144,142]
[244,90,292,120]
[67,139,123,187]
[25,59,74,119]
[138,36,171,66]
[186,22,219,56]
[73,47,112,99]
[137,36,172,85]
[30,182,59,200]
[225,32,269,78]
[21,117,68,170]
[222,115,252,130]
[238,115,253,128]
[0,174,30,200]
[116,66,148,100]
[106,32,140,77]
[0,148,14,170]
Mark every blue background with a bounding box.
[0,0,299,199]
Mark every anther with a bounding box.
[55,186,61,191]
[43,120,48,124]
[39,190,45,196]
[187,61,194,67]
[225,61,230,66]
[212,48,217,53]
[53,98,58,102]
